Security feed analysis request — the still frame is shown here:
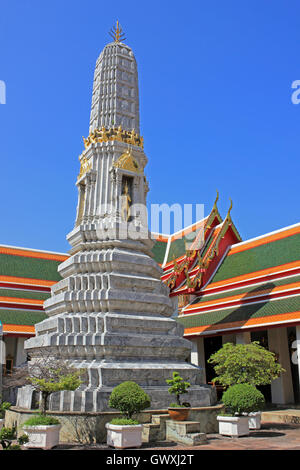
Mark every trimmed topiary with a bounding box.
[222,384,265,416]
[108,381,151,421]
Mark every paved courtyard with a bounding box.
[48,422,300,451]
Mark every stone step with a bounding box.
[142,423,160,442]
[151,414,169,425]
[262,409,300,424]
[167,420,201,434]
[166,420,207,446]
[142,413,170,442]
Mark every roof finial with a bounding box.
[109,20,126,43]
[213,190,219,210]
[227,198,233,218]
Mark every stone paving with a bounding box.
[48,422,300,451]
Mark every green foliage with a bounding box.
[28,370,82,394]
[28,366,83,415]
[0,399,11,419]
[0,426,16,441]
[23,414,60,426]
[208,341,285,387]
[166,372,190,406]
[108,381,151,420]
[110,418,139,426]
[0,425,29,450]
[17,434,29,445]
[222,384,265,416]
[169,402,191,408]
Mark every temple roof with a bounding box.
[178,222,300,336]
[156,197,241,295]
[0,245,67,335]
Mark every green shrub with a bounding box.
[222,384,265,416]
[23,414,60,427]
[0,426,29,450]
[108,381,151,420]
[166,372,190,406]
[208,342,285,387]
[0,400,11,419]
[110,418,139,426]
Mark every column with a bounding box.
[15,337,27,367]
[190,337,207,384]
[268,327,294,404]
[296,325,300,402]
[222,333,236,345]
[235,331,251,344]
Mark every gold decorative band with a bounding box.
[83,126,144,149]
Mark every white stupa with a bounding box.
[18,22,216,412]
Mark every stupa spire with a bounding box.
[89,23,140,134]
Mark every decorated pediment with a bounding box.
[113,149,143,174]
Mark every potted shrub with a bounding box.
[217,384,265,437]
[0,398,11,430]
[208,341,284,429]
[0,424,29,450]
[22,354,83,449]
[106,381,151,449]
[166,372,191,421]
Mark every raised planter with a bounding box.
[106,423,143,449]
[0,419,4,430]
[23,424,61,450]
[168,407,190,421]
[217,415,249,437]
[248,411,261,430]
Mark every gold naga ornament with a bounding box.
[83,126,144,150]
[78,156,92,180]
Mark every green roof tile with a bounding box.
[151,240,168,265]
[0,288,50,301]
[0,254,62,281]
[0,309,47,326]
[191,274,300,306]
[177,295,300,329]
[211,233,300,284]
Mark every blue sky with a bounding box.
[0,0,299,253]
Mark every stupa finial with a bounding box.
[109,20,126,43]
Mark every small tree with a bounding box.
[108,381,151,421]
[26,351,85,415]
[166,372,190,407]
[208,341,285,387]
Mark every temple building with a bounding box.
[1,24,299,407]
[156,196,300,405]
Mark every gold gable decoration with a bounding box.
[113,148,143,174]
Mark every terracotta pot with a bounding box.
[167,407,190,421]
